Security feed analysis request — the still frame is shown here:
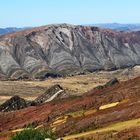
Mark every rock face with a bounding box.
[0,85,68,112]
[0,24,140,79]
[0,95,27,112]
[34,84,64,104]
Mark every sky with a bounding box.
[0,0,140,27]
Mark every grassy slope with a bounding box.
[0,73,110,104]
[0,69,135,104]
[0,101,125,139]
[62,117,140,140]
[1,118,140,140]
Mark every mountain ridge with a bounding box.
[0,24,140,80]
[1,23,140,36]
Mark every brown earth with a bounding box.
[73,127,140,140]
[1,76,140,139]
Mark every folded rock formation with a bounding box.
[0,84,67,112]
[0,24,140,79]
[0,96,27,112]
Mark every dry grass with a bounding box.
[84,109,97,116]
[0,70,135,104]
[52,116,68,126]
[0,73,107,104]
[99,102,119,110]
[62,117,140,140]
[99,99,129,110]
[67,110,85,118]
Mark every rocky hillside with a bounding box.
[0,24,140,79]
[0,84,68,112]
[1,77,140,139]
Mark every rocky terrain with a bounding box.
[33,84,69,104]
[0,24,140,80]
[0,78,118,112]
[1,76,140,139]
[0,65,139,105]
[0,96,27,112]
[0,84,69,112]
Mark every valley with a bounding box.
[0,66,139,104]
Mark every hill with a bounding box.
[1,76,140,139]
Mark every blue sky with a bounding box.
[0,0,140,27]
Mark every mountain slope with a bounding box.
[0,24,140,79]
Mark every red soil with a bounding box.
[0,77,140,139]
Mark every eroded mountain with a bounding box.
[0,24,140,80]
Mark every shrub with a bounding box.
[10,128,57,140]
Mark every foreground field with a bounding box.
[0,66,140,139]
[1,76,140,139]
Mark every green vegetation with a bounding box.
[10,128,57,140]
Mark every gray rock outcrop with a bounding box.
[0,24,140,79]
[0,95,27,112]
[34,84,64,104]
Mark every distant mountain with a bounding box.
[91,23,140,31]
[1,24,140,36]
[0,27,29,35]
